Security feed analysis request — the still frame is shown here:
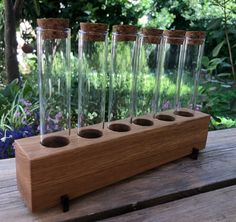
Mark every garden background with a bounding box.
[0,0,236,159]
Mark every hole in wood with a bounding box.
[156,114,175,122]
[41,136,69,148]
[78,129,103,139]
[108,123,131,132]
[133,118,154,126]
[174,110,194,117]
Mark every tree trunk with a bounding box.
[4,0,20,83]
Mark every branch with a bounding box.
[223,4,236,82]
[14,0,24,22]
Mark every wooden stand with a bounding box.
[15,111,210,212]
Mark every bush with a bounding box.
[0,79,39,159]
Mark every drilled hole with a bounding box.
[133,118,154,126]
[41,136,70,148]
[108,123,131,132]
[78,129,103,139]
[174,110,194,117]
[156,114,175,122]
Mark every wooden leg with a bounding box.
[61,195,70,212]
[190,148,199,160]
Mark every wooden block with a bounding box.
[15,111,210,212]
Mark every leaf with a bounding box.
[209,58,225,66]
[217,73,232,77]
[207,18,222,31]
[221,62,232,68]
[221,84,232,88]
[202,56,209,67]
[212,40,225,57]
[211,115,221,123]
[228,29,236,35]
[33,0,40,16]
[2,79,20,99]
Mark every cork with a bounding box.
[163,30,186,45]
[112,25,138,41]
[80,23,108,32]
[79,23,108,41]
[140,28,163,44]
[37,18,69,39]
[185,31,206,45]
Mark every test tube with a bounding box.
[77,23,108,138]
[108,25,138,132]
[37,18,71,147]
[133,28,163,126]
[175,31,205,117]
[155,30,186,120]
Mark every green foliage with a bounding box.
[0,0,236,132]
[0,1,5,85]
[210,116,236,130]
[199,79,236,130]
[0,79,39,130]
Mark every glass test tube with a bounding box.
[108,25,138,132]
[175,31,205,116]
[133,28,163,126]
[37,18,71,147]
[156,30,186,115]
[78,23,108,138]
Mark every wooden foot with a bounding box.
[190,148,199,160]
[61,195,70,212]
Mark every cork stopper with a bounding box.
[140,28,163,44]
[163,30,186,45]
[80,23,108,33]
[185,31,206,45]
[112,25,138,41]
[79,23,108,41]
[37,18,69,39]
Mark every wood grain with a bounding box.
[1,128,236,221]
[15,111,210,212]
[102,185,236,222]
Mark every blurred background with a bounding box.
[0,0,236,158]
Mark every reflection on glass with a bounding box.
[78,23,108,138]
[37,19,71,147]
[108,25,138,126]
[176,31,205,115]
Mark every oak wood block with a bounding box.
[15,111,210,212]
[2,128,236,221]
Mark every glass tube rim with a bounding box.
[36,27,71,33]
[112,32,137,37]
[138,32,162,38]
[186,36,205,40]
[163,35,185,40]
[79,29,108,35]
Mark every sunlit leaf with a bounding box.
[212,40,225,57]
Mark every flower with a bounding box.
[14,111,21,118]
[0,124,39,159]
[162,101,171,110]
[55,112,62,120]
[19,98,32,107]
